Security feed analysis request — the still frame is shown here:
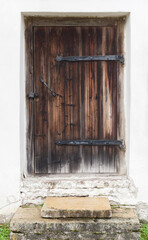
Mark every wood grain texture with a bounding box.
[34,27,48,173]
[25,18,34,173]
[28,22,124,174]
[29,16,125,27]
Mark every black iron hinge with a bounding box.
[56,139,125,149]
[55,55,124,64]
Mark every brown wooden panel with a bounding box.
[34,27,49,173]
[79,26,118,173]
[25,18,34,173]
[33,25,122,174]
[100,26,118,173]
[34,27,82,173]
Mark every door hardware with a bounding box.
[40,78,63,97]
[55,55,124,64]
[28,92,39,99]
[56,139,125,149]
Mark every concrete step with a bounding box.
[10,206,140,240]
[41,197,112,218]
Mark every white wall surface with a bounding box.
[0,0,148,219]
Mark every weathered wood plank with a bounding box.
[34,27,48,173]
[42,27,82,173]
[116,22,125,174]
[25,18,34,174]
[100,26,118,173]
[48,27,62,173]
[30,16,126,27]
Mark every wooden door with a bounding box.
[33,25,123,174]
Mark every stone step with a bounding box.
[41,197,112,218]
[10,206,140,240]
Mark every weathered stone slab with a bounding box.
[41,197,112,218]
[10,231,140,240]
[10,206,140,240]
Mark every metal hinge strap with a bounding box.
[56,139,124,149]
[55,55,124,64]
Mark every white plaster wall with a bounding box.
[0,0,148,219]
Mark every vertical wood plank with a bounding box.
[25,18,34,173]
[116,23,125,174]
[100,26,118,173]
[34,27,48,173]
[89,27,99,172]
[96,27,103,173]
[48,27,63,173]
[46,27,82,173]
[70,27,81,173]
[81,27,91,172]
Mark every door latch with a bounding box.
[40,78,63,98]
[28,92,39,99]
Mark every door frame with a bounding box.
[25,16,126,175]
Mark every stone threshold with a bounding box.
[10,205,140,240]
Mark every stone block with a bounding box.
[10,206,140,240]
[41,197,112,219]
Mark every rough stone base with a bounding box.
[10,206,140,240]
[136,202,148,223]
[21,175,137,205]
[10,231,140,240]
